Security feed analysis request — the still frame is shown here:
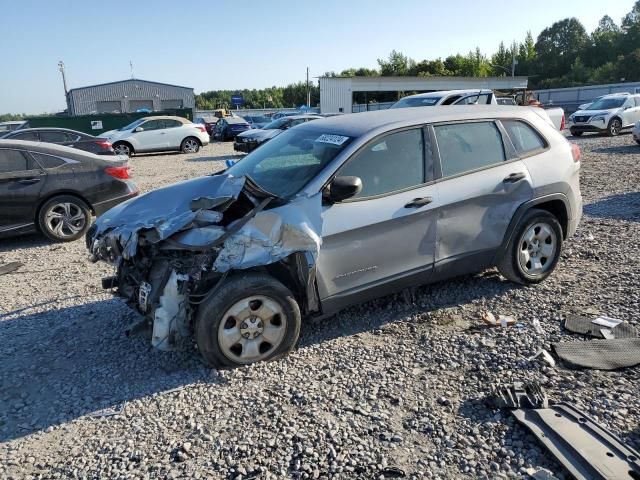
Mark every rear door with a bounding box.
[317,127,438,300]
[623,96,640,126]
[432,120,533,269]
[0,148,46,231]
[160,119,185,148]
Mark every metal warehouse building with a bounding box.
[66,79,195,116]
[319,76,529,114]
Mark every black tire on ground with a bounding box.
[635,139,640,146]
[195,273,301,367]
[180,136,201,153]
[38,195,92,242]
[497,208,563,285]
[607,117,622,137]
[570,130,583,137]
[113,142,133,156]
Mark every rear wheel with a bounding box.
[195,273,301,367]
[38,195,91,242]
[497,209,563,285]
[113,142,132,156]
[180,137,200,153]
[607,118,622,137]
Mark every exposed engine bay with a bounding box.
[87,173,322,351]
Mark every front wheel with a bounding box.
[38,195,92,242]
[570,130,583,137]
[195,273,301,367]
[607,118,622,137]
[497,209,563,285]
[181,137,200,153]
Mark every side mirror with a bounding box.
[324,176,362,203]
[133,127,144,133]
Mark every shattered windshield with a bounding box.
[226,128,352,198]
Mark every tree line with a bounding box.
[195,1,640,109]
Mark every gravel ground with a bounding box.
[1,134,639,480]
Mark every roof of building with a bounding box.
[297,105,547,137]
[68,78,193,93]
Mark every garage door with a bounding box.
[129,100,154,111]
[161,99,183,109]
[96,101,122,113]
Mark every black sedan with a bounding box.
[0,140,138,242]
[233,115,321,153]
[213,117,251,141]
[1,128,115,155]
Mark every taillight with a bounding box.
[196,125,206,133]
[570,143,581,163]
[560,113,565,131]
[105,165,131,179]
[95,140,112,149]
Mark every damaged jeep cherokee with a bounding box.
[87,106,582,367]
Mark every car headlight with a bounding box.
[591,115,606,122]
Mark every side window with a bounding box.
[337,129,426,199]
[12,131,39,141]
[455,93,490,105]
[434,122,505,177]
[31,152,67,169]
[0,149,37,173]
[501,120,546,155]
[634,96,640,107]
[162,120,182,129]
[291,119,306,127]
[140,120,162,131]
[40,131,69,142]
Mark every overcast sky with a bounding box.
[1,0,636,114]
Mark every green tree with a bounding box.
[491,41,512,76]
[621,0,640,54]
[535,18,589,79]
[587,15,622,68]
[377,50,415,76]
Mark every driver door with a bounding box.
[317,127,438,305]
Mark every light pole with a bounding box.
[58,61,71,114]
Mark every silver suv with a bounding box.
[88,106,582,367]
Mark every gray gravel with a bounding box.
[1,134,639,479]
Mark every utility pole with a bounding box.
[130,60,135,79]
[306,67,310,108]
[58,61,71,114]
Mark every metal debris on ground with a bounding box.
[591,316,622,329]
[486,382,548,409]
[88,404,125,418]
[0,262,24,275]
[481,311,516,327]
[563,314,637,339]
[531,318,544,334]
[552,338,640,370]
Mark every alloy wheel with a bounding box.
[45,202,87,239]
[183,139,199,153]
[114,144,130,156]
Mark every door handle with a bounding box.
[16,178,41,185]
[404,196,433,208]
[503,172,526,183]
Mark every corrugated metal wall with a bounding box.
[319,76,529,114]
[67,79,195,115]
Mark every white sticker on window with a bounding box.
[315,134,349,146]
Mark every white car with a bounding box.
[391,89,497,108]
[100,116,209,156]
[569,93,640,137]
[633,121,640,145]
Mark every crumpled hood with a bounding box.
[236,129,282,141]
[87,172,323,273]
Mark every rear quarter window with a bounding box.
[31,152,67,169]
[501,120,547,155]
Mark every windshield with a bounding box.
[390,97,441,109]
[118,119,146,131]
[587,97,626,110]
[226,128,352,198]
[263,118,289,130]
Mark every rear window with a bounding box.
[12,131,39,141]
[502,120,546,155]
[31,152,67,169]
[0,149,37,173]
[40,131,70,142]
[434,122,506,177]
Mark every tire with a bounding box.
[38,195,92,242]
[635,139,640,146]
[180,137,200,153]
[497,209,563,285]
[607,118,622,137]
[195,273,301,367]
[570,130,583,137]
[113,142,132,156]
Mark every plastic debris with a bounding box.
[532,318,544,334]
[482,311,516,327]
[592,316,622,329]
[0,262,23,276]
[528,348,556,367]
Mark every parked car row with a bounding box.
[569,93,640,137]
[1,128,115,155]
[234,114,321,152]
